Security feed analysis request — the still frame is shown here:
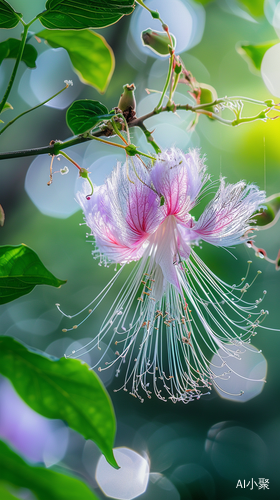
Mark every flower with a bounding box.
[63,148,267,403]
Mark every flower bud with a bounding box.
[193,83,218,118]
[141,29,176,57]
[118,84,136,113]
[199,84,217,108]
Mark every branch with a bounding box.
[0,97,275,161]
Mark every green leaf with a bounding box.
[38,0,135,30]
[0,336,118,468]
[0,244,67,304]
[0,482,21,500]
[237,0,264,17]
[0,440,99,500]
[237,40,279,72]
[0,0,22,29]
[0,39,37,68]
[37,29,114,93]
[1,102,13,113]
[66,99,112,134]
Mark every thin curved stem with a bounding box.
[0,22,31,114]
[137,122,161,154]
[155,55,173,111]
[0,83,70,136]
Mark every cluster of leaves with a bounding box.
[0,245,118,498]
[0,1,138,499]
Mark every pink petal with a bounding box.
[150,148,207,225]
[192,179,266,247]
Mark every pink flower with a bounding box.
[63,148,267,403]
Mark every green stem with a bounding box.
[59,151,81,170]
[137,122,161,154]
[90,135,127,150]
[0,84,69,136]
[156,55,173,111]
[224,96,274,106]
[231,111,267,126]
[193,95,274,111]
[0,136,93,160]
[110,118,128,144]
[0,98,272,162]
[167,53,175,106]
[0,22,30,114]
[135,0,163,22]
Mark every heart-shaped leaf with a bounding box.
[0,439,99,500]
[0,38,37,68]
[66,99,112,134]
[0,0,22,29]
[0,336,118,468]
[37,29,114,93]
[0,244,66,304]
[38,0,135,30]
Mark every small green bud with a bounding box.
[174,63,182,75]
[79,168,94,198]
[141,28,176,57]
[264,99,274,107]
[125,144,139,156]
[79,168,89,179]
[151,10,160,19]
[199,84,218,107]
[197,83,218,118]
[160,195,165,206]
[118,84,136,113]
[79,168,94,199]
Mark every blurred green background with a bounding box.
[0,1,280,499]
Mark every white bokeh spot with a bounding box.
[261,43,280,97]
[96,447,150,500]
[211,344,267,402]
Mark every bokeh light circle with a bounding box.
[261,43,280,97]
[171,463,215,499]
[210,344,267,402]
[205,422,267,480]
[272,0,280,36]
[96,447,149,500]
[25,152,81,218]
[19,48,82,109]
[0,378,68,465]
